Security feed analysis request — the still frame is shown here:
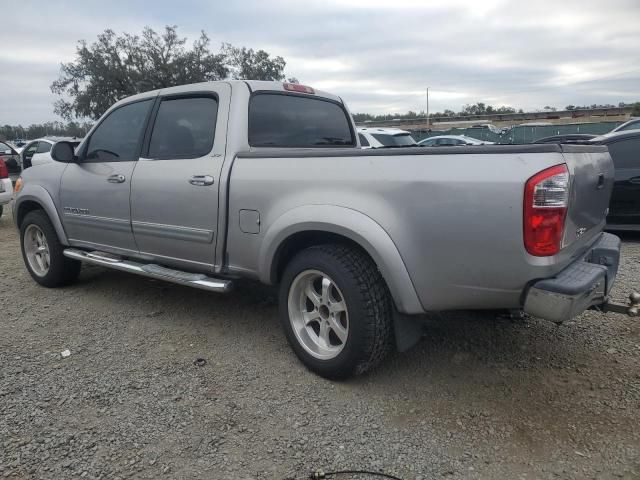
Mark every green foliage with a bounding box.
[51,26,289,120]
[221,43,286,81]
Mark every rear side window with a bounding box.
[85,99,152,162]
[36,142,51,153]
[619,121,640,132]
[249,93,354,147]
[607,138,640,169]
[149,96,218,159]
[358,133,370,147]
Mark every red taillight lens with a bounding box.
[524,164,569,256]
[0,159,8,179]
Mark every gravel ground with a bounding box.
[1,207,639,480]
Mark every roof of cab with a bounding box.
[110,80,343,109]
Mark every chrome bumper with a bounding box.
[523,233,621,323]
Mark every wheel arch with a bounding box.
[15,185,69,245]
[259,205,424,315]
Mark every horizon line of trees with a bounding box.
[352,101,640,123]
[0,121,93,142]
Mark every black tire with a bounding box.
[0,205,3,218]
[20,210,81,287]
[279,244,393,379]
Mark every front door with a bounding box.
[60,98,154,254]
[131,84,230,270]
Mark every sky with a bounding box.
[1,0,639,125]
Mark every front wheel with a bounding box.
[279,244,393,379]
[20,210,81,287]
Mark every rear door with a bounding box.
[130,84,230,270]
[60,98,154,253]
[606,136,640,226]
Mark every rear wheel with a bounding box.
[279,244,393,379]
[0,205,3,218]
[20,210,81,287]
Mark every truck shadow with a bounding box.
[75,264,613,386]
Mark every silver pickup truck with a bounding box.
[13,80,638,378]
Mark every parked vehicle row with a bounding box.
[0,158,14,218]
[13,80,636,379]
[0,141,22,183]
[21,137,82,169]
[418,135,495,146]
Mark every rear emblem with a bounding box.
[576,227,587,238]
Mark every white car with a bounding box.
[21,137,82,169]
[357,127,417,148]
[0,158,13,218]
[418,135,495,147]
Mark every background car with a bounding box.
[21,137,82,169]
[533,134,597,144]
[590,130,640,230]
[610,118,640,133]
[0,141,22,182]
[357,127,417,148]
[418,135,495,146]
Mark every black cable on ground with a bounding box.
[309,469,404,480]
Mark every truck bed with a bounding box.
[226,143,613,312]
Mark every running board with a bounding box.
[63,249,233,293]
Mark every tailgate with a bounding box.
[561,145,614,247]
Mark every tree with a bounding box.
[52,26,289,120]
[221,43,286,81]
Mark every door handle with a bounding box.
[107,174,126,183]
[629,176,640,185]
[189,175,214,186]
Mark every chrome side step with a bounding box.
[63,248,233,293]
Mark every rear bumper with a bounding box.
[523,232,620,323]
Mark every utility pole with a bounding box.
[426,87,430,129]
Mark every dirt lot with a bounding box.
[1,208,639,480]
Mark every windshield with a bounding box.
[371,133,417,147]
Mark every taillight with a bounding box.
[0,159,8,179]
[523,164,569,256]
[283,83,315,94]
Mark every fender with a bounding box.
[14,184,69,245]
[258,204,425,315]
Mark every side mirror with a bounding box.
[51,141,76,163]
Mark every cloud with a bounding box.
[0,0,638,124]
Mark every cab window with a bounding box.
[148,96,218,159]
[249,93,354,147]
[84,99,152,162]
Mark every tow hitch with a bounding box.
[599,292,640,317]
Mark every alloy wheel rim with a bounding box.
[288,269,349,360]
[24,224,50,277]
